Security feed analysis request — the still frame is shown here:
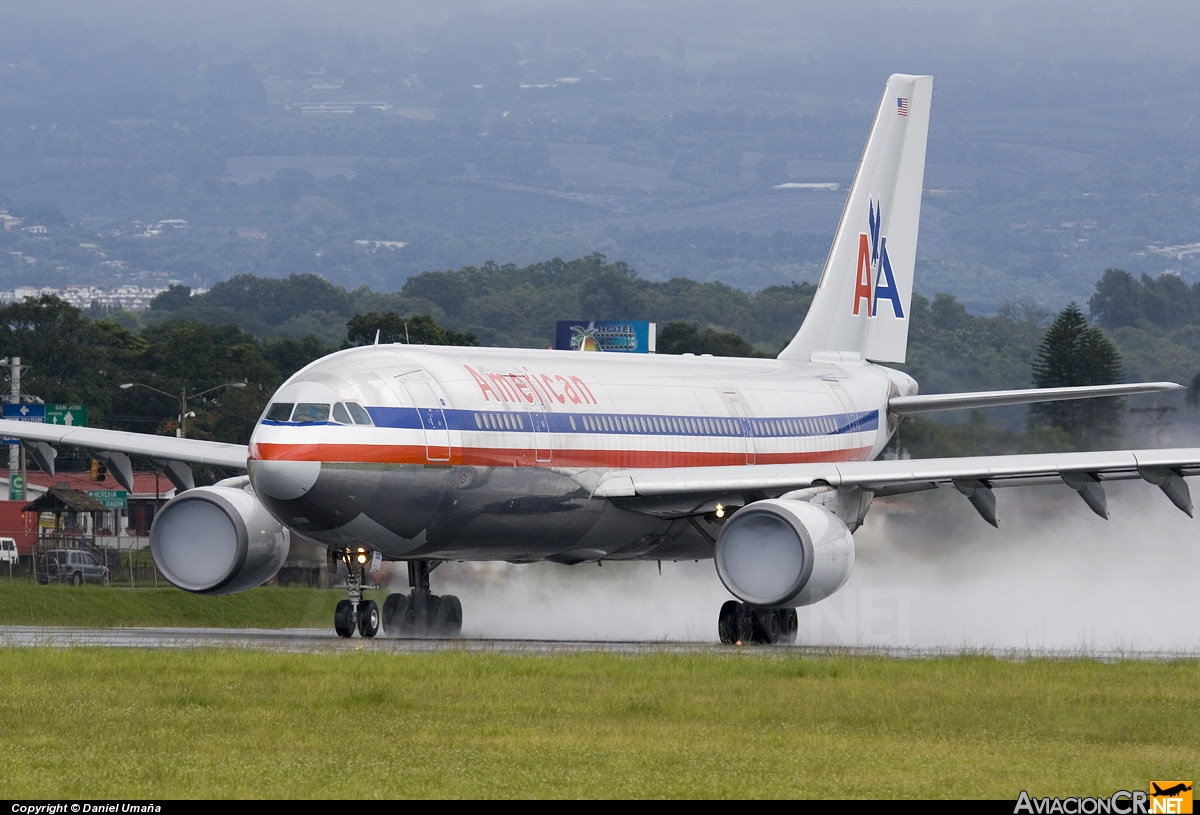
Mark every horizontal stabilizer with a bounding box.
[887,382,1181,416]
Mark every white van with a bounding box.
[0,537,18,564]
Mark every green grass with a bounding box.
[0,648,1197,798]
[0,584,343,628]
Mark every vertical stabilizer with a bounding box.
[779,74,932,364]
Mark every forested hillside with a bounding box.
[7,257,1200,469]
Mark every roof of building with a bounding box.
[1,470,176,501]
[23,488,108,514]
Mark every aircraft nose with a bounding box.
[249,460,322,500]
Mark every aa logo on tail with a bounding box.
[852,198,905,320]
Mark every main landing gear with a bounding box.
[329,547,381,639]
[718,601,798,646]
[381,560,463,638]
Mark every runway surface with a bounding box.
[0,626,1196,660]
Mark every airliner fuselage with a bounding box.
[247,344,915,563]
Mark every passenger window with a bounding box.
[265,403,294,422]
[291,403,330,423]
[332,403,352,424]
[345,403,373,426]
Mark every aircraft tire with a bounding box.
[358,599,380,638]
[382,593,408,636]
[779,608,799,645]
[752,608,780,645]
[436,594,462,637]
[718,601,739,644]
[334,599,355,638]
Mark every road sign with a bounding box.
[2,403,44,445]
[46,404,87,427]
[9,473,24,501]
[87,489,127,509]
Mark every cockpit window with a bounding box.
[265,403,294,422]
[332,403,352,424]
[345,402,373,426]
[291,403,331,423]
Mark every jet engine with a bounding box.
[714,499,855,608]
[150,483,290,594]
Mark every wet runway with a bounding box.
[0,626,1195,660]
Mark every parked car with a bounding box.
[0,537,17,565]
[36,549,110,586]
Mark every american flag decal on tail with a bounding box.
[897,97,909,116]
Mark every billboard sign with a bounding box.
[555,320,656,353]
[2,403,44,445]
[88,489,127,510]
[46,404,87,427]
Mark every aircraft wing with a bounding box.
[0,419,249,470]
[591,447,1200,523]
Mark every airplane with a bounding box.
[1152,784,1193,798]
[1152,782,1190,796]
[2,74,1195,644]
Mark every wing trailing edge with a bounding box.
[0,419,249,471]
[888,382,1182,415]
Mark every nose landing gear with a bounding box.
[381,560,463,638]
[329,547,381,638]
[718,601,798,646]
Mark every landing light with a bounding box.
[715,504,725,519]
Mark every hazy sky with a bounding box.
[6,1,1200,62]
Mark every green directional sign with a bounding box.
[9,473,24,501]
[88,489,126,509]
[46,404,87,427]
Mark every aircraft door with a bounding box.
[397,374,451,462]
[508,372,551,464]
[721,391,755,465]
[824,376,869,460]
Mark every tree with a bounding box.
[657,322,767,357]
[1030,303,1124,449]
[1088,269,1142,329]
[344,313,477,347]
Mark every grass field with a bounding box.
[1,647,1197,798]
[0,584,343,628]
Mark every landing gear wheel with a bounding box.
[752,608,780,645]
[431,595,463,637]
[72,571,83,587]
[382,593,408,636]
[779,608,798,645]
[718,600,739,644]
[334,599,355,638]
[358,599,380,638]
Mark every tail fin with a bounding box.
[779,74,932,364]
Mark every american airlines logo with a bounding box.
[852,198,905,319]
[464,365,598,405]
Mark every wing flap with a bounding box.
[594,448,1200,500]
[0,419,249,470]
[888,382,1181,415]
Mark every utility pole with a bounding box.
[2,357,27,501]
[7,356,18,474]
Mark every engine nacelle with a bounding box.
[714,499,855,608]
[150,485,290,595]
